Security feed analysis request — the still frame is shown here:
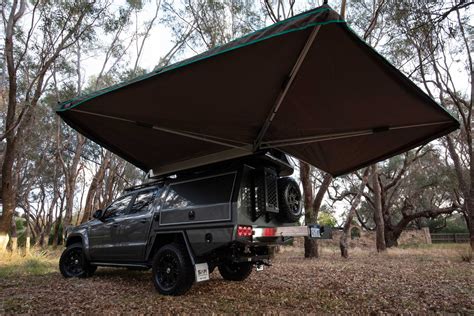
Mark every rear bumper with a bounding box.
[235,224,331,245]
[253,224,325,239]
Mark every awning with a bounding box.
[57,5,459,177]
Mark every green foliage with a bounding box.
[318,210,337,227]
[427,213,468,234]
[15,218,25,232]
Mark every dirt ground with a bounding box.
[0,245,473,314]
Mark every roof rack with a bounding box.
[123,179,163,192]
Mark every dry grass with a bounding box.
[0,244,472,314]
[0,248,60,278]
[459,247,473,262]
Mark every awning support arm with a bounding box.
[253,24,322,151]
[260,121,453,148]
[70,109,251,150]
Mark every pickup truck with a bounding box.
[59,150,324,295]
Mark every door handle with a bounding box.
[112,223,119,228]
[140,219,148,224]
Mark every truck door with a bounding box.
[88,194,133,261]
[118,189,157,261]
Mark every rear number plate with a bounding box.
[310,226,321,238]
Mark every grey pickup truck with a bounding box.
[59,150,325,295]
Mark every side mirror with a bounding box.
[92,209,104,220]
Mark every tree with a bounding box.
[162,0,263,56]
[339,167,369,258]
[371,164,385,252]
[381,1,473,250]
[300,162,332,258]
[333,148,460,247]
[0,1,112,250]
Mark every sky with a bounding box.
[77,0,471,100]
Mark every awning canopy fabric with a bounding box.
[57,5,459,177]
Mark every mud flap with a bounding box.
[194,263,210,282]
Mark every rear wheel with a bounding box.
[59,243,95,278]
[218,261,253,281]
[152,243,194,296]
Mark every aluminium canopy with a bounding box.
[57,4,459,177]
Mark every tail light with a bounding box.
[237,225,253,237]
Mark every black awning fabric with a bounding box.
[57,5,459,177]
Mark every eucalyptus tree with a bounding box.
[379,0,473,250]
[162,0,264,53]
[333,147,460,247]
[0,0,113,250]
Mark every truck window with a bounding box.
[163,173,235,210]
[129,190,155,215]
[103,195,133,219]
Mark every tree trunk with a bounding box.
[25,225,31,254]
[300,161,332,258]
[340,0,347,19]
[384,205,458,247]
[304,238,318,258]
[81,152,111,224]
[10,216,17,252]
[468,185,474,250]
[384,228,401,248]
[0,118,17,251]
[53,195,65,247]
[0,145,15,251]
[61,134,85,231]
[468,35,473,252]
[0,0,26,252]
[300,162,316,258]
[371,165,386,252]
[53,212,63,247]
[340,168,370,258]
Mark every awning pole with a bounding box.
[70,109,250,149]
[253,24,322,151]
[260,120,453,148]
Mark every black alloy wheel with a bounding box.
[156,250,180,291]
[59,243,94,278]
[152,243,194,296]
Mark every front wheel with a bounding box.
[152,243,194,296]
[59,243,95,278]
[218,262,253,281]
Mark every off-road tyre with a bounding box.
[218,261,253,281]
[59,242,96,278]
[277,177,302,223]
[152,243,194,296]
